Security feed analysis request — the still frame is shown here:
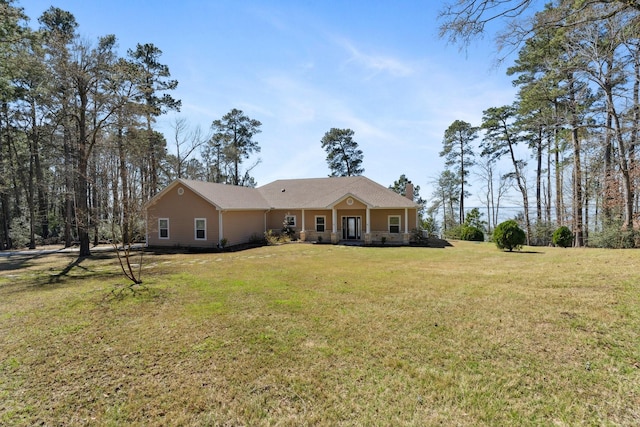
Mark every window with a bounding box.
[315,216,326,232]
[285,215,296,227]
[159,218,169,239]
[389,215,401,233]
[195,218,206,240]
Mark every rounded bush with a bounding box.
[461,226,484,242]
[443,225,463,240]
[493,220,526,252]
[552,226,573,248]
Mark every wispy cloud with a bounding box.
[336,38,415,78]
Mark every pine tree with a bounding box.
[320,128,364,177]
[440,120,478,224]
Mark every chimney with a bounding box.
[405,181,414,201]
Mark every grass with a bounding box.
[0,242,639,426]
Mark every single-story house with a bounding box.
[145,176,419,248]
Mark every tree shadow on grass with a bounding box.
[0,251,51,273]
[426,238,454,248]
[48,256,87,283]
[48,253,117,284]
[0,253,120,297]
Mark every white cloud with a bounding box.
[335,38,415,78]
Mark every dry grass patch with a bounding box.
[1,242,639,425]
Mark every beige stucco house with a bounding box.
[145,176,419,248]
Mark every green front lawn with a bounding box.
[1,242,639,425]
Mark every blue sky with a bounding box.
[20,0,519,201]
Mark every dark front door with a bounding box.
[342,216,360,240]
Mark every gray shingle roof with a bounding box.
[176,179,270,210]
[154,176,417,210]
[258,176,417,209]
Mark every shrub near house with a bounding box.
[461,226,484,242]
[552,226,573,248]
[493,220,526,251]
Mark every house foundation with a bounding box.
[403,233,411,245]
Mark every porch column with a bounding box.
[403,208,410,245]
[366,207,371,233]
[300,209,307,241]
[405,208,409,233]
[332,208,337,233]
[365,207,372,245]
[331,207,339,243]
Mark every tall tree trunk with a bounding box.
[546,132,552,223]
[507,138,531,245]
[233,128,240,186]
[631,43,640,226]
[35,141,48,241]
[603,111,613,224]
[441,190,447,233]
[146,117,161,197]
[111,153,121,241]
[572,127,584,247]
[63,124,74,248]
[554,102,562,226]
[118,126,130,245]
[459,139,465,224]
[535,125,543,223]
[584,167,590,245]
[149,129,158,196]
[91,150,99,247]
[605,88,634,229]
[60,90,75,249]
[0,102,11,249]
[28,99,48,242]
[569,74,584,247]
[0,193,9,249]
[77,85,91,257]
[488,162,495,232]
[28,111,37,250]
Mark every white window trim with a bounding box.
[285,215,296,227]
[315,215,326,232]
[388,215,401,233]
[194,218,207,240]
[159,218,170,239]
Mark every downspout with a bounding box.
[218,210,224,247]
[145,208,148,247]
[264,210,269,234]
